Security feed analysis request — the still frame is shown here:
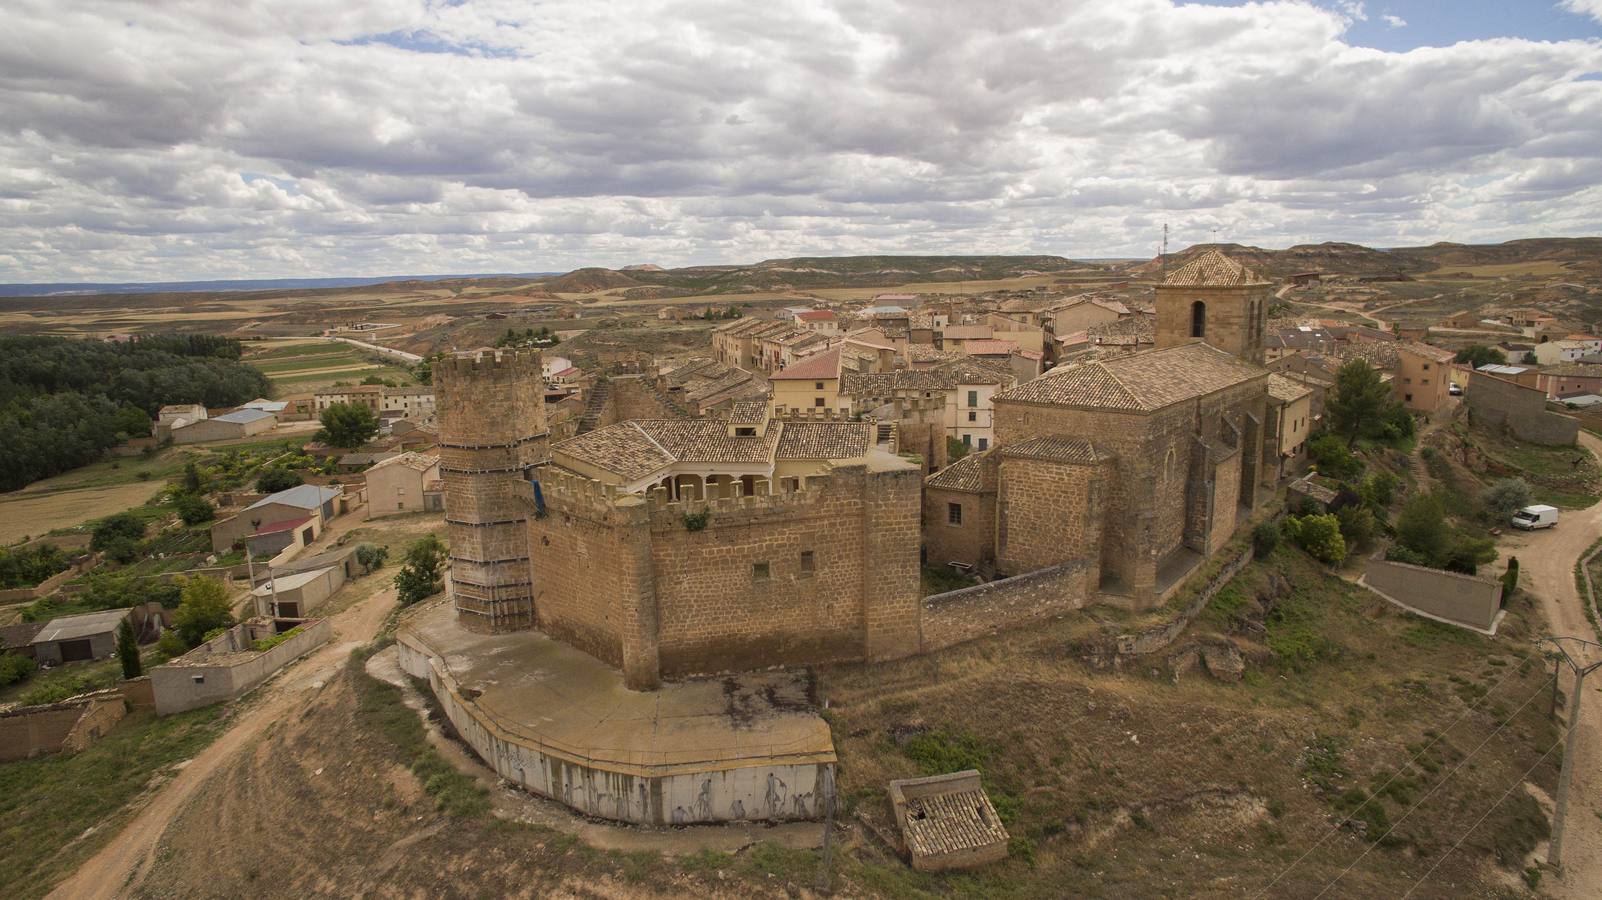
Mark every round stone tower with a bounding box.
[434,348,549,633]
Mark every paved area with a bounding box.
[402,599,835,775]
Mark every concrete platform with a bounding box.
[396,599,836,825]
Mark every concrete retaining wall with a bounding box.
[395,633,832,826]
[1467,371,1579,446]
[920,561,1093,653]
[151,618,330,714]
[1360,556,1505,634]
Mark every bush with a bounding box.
[255,466,304,493]
[1286,514,1347,564]
[1360,470,1399,509]
[172,576,234,648]
[1252,521,1281,557]
[0,545,70,590]
[355,544,389,572]
[946,436,970,461]
[156,630,188,659]
[173,491,215,525]
[395,535,446,606]
[1335,505,1377,554]
[1396,494,1452,564]
[90,512,146,557]
[0,652,37,687]
[1503,556,1520,596]
[1307,434,1362,481]
[1481,478,1533,522]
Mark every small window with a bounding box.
[947,503,963,525]
[962,434,972,446]
[735,426,757,436]
[814,381,824,390]
[814,397,825,407]
[753,562,770,579]
[967,390,978,407]
[1423,363,1431,370]
[800,550,815,575]
[968,411,977,422]
[1404,393,1413,402]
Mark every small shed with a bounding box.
[887,770,1010,872]
[250,565,345,618]
[30,609,131,666]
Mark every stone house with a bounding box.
[1265,374,1314,481]
[313,384,383,414]
[380,387,436,421]
[211,484,341,553]
[922,450,999,572]
[365,451,442,518]
[1395,342,1455,413]
[1539,363,1602,400]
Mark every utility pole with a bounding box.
[1160,223,1169,282]
[1544,635,1602,872]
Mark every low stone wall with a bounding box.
[121,676,156,708]
[151,618,330,714]
[1118,544,1255,656]
[920,561,1093,654]
[1360,555,1505,634]
[0,691,126,762]
[0,566,79,603]
[395,629,833,826]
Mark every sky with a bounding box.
[1,0,1600,282]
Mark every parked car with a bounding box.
[1511,505,1560,530]
[1448,383,1463,396]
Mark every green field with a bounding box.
[244,340,415,391]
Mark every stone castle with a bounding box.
[433,248,1290,691]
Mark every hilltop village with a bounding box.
[5,243,1602,896]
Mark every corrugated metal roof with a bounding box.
[32,609,129,644]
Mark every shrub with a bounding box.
[156,630,188,659]
[255,466,304,493]
[355,543,389,572]
[1252,522,1281,557]
[90,512,146,561]
[1481,478,1533,522]
[1360,470,1399,509]
[1307,434,1362,481]
[0,652,37,687]
[682,509,710,532]
[1396,494,1452,565]
[1335,505,1377,554]
[395,534,446,606]
[1503,556,1520,596]
[1287,514,1347,564]
[173,491,215,525]
[902,728,997,775]
[172,576,234,648]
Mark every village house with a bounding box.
[313,384,383,413]
[1265,374,1314,480]
[365,451,443,518]
[1539,363,1602,400]
[1532,338,1600,366]
[170,407,276,444]
[769,348,849,416]
[380,386,436,421]
[1395,342,1456,414]
[211,484,342,553]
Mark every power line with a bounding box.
[1251,658,1547,898]
[1312,674,1553,898]
[1399,736,1563,899]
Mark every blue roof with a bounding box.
[214,408,275,425]
[245,484,340,513]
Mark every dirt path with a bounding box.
[1496,430,1602,895]
[45,580,399,900]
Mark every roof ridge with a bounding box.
[630,421,678,464]
[1091,358,1138,405]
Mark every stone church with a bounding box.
[924,249,1291,608]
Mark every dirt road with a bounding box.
[45,579,399,900]
[1496,430,1602,895]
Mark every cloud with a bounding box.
[0,0,1599,281]
[1382,13,1407,28]
[1561,1,1602,25]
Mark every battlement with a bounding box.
[773,407,866,423]
[643,475,836,526]
[437,348,544,381]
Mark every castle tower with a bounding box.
[1154,248,1273,365]
[435,349,549,633]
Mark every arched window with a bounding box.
[1190,300,1207,338]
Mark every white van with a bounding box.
[1511,505,1560,530]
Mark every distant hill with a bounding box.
[1137,238,1602,280]
[532,254,1092,296]
[0,273,561,299]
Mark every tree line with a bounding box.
[0,334,271,491]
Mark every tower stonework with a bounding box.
[435,349,549,634]
[1154,248,1273,365]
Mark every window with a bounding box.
[814,381,824,390]
[962,434,972,446]
[800,550,815,575]
[978,437,989,450]
[1423,363,1431,371]
[735,426,757,437]
[968,411,977,422]
[1191,300,1207,338]
[753,562,770,579]
[814,397,825,407]
[947,502,963,525]
[1404,393,1413,402]
[967,390,978,407]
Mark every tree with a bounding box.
[1306,434,1362,481]
[1326,360,1405,446]
[173,492,215,525]
[946,436,970,462]
[1252,521,1280,557]
[316,402,380,449]
[182,460,205,493]
[1454,344,1506,369]
[1335,504,1378,554]
[172,576,234,647]
[113,404,151,440]
[1395,494,1452,567]
[255,466,304,493]
[394,534,446,606]
[355,543,389,572]
[1481,478,1533,522]
[91,512,146,564]
[1359,470,1399,509]
[1503,556,1520,597]
[1286,514,1347,564]
[116,619,143,679]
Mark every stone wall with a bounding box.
[610,375,689,420]
[923,484,995,571]
[920,561,1094,653]
[436,349,549,633]
[1116,542,1254,656]
[152,618,330,714]
[1361,556,1505,634]
[1466,371,1579,447]
[1154,282,1271,365]
[995,455,1107,578]
[527,463,922,689]
[0,691,125,762]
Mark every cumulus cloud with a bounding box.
[1382,14,1407,28]
[0,0,1599,281]
[1562,1,1602,25]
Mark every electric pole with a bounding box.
[1544,635,1602,872]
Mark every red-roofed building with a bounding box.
[245,514,320,559]
[795,309,840,335]
[770,348,847,414]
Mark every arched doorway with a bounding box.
[1190,300,1207,338]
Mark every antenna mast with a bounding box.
[1160,223,1169,281]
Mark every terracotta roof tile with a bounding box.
[774,422,871,459]
[1000,435,1112,465]
[771,348,842,381]
[925,451,995,492]
[1161,249,1269,288]
[995,343,1264,411]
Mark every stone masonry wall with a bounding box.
[923,485,995,571]
[995,456,1107,578]
[1466,371,1579,447]
[436,349,550,633]
[1154,283,1271,365]
[920,561,1094,653]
